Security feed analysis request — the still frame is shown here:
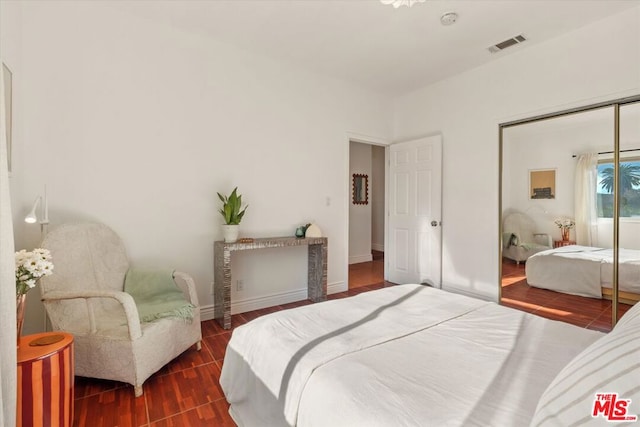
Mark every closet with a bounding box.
[499,96,640,330]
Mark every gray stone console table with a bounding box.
[214,236,328,329]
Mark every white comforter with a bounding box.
[526,245,640,298]
[220,285,601,427]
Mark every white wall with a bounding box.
[5,1,393,331]
[371,145,385,252]
[393,6,640,300]
[349,141,372,264]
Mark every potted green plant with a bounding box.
[217,187,248,242]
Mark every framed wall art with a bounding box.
[529,169,556,199]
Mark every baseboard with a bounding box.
[200,304,215,321]
[200,281,346,320]
[349,254,373,264]
[328,281,347,294]
[371,243,384,252]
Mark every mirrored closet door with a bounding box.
[616,100,640,323]
[500,96,640,332]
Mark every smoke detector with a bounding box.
[440,12,458,26]
[488,35,527,53]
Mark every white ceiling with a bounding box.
[114,0,639,97]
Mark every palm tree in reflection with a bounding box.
[599,163,640,216]
[599,163,640,194]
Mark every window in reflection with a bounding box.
[598,158,640,218]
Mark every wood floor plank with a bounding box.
[202,333,231,362]
[149,399,235,427]
[73,386,147,427]
[200,319,227,337]
[154,344,215,377]
[74,376,126,399]
[348,258,384,288]
[145,363,225,422]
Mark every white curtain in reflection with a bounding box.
[0,61,16,427]
[574,153,599,246]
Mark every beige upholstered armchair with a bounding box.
[40,223,202,397]
[502,212,552,264]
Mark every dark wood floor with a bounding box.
[501,258,631,333]
[72,255,632,425]
[348,250,384,289]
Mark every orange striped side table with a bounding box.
[17,332,74,427]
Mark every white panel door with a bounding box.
[387,135,442,286]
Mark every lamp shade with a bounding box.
[25,197,41,224]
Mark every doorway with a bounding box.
[348,141,386,289]
[347,135,443,290]
[387,135,443,286]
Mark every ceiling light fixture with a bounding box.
[380,0,426,9]
[440,12,458,26]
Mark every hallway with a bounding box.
[348,250,388,289]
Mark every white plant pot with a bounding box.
[222,224,239,243]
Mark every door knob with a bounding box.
[431,221,438,227]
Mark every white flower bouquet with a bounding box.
[15,248,54,296]
[553,218,576,229]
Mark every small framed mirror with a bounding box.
[529,169,556,199]
[352,174,368,205]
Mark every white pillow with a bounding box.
[530,302,640,426]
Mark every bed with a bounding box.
[525,245,640,300]
[219,284,640,426]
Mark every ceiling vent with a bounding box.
[487,35,527,53]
